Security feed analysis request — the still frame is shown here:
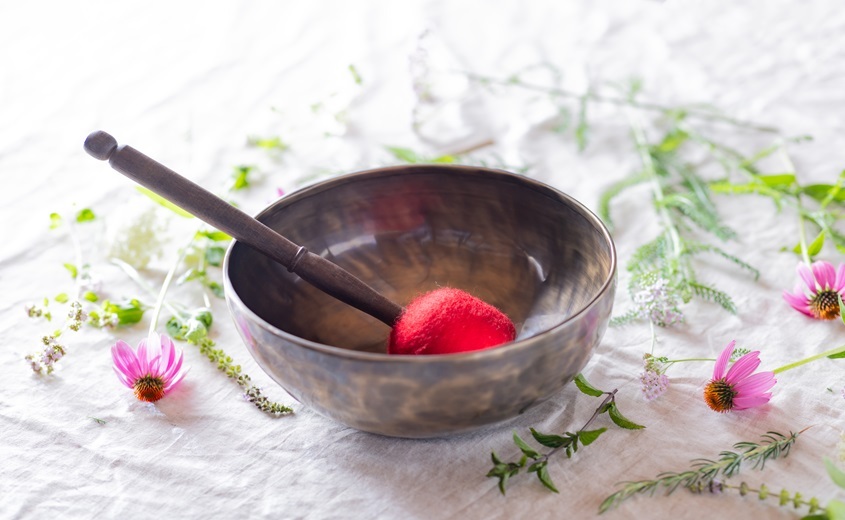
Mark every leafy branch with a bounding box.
[487,374,644,495]
[599,429,805,514]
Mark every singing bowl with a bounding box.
[224,164,616,438]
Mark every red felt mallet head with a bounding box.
[388,288,516,355]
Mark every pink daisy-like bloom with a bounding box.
[112,332,187,402]
[703,340,776,413]
[783,261,845,320]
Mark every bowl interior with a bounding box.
[227,166,613,353]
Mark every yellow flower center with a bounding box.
[704,379,734,413]
[133,375,166,402]
[810,290,840,320]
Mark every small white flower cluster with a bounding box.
[640,354,670,401]
[106,205,167,269]
[632,275,684,327]
[25,302,86,374]
[26,335,66,374]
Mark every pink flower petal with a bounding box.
[160,335,176,372]
[836,264,845,291]
[163,367,189,392]
[136,339,149,375]
[725,351,761,383]
[812,261,837,290]
[734,371,777,395]
[713,340,734,379]
[797,263,817,292]
[112,366,134,389]
[782,291,813,316]
[161,350,184,382]
[732,393,772,410]
[112,341,142,380]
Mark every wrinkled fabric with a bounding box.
[3,1,844,519]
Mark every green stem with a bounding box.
[465,73,779,132]
[779,146,814,266]
[627,109,683,259]
[772,344,845,375]
[111,258,186,319]
[665,357,715,364]
[148,235,194,334]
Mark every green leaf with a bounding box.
[55,293,69,303]
[828,499,845,520]
[64,263,78,279]
[205,246,226,267]
[537,465,559,493]
[825,458,845,489]
[498,473,509,495]
[103,299,145,326]
[207,281,225,298]
[247,136,289,152]
[756,173,796,187]
[598,171,650,230]
[136,186,195,218]
[431,154,457,164]
[386,146,422,164]
[657,129,688,153]
[49,212,63,229]
[607,403,646,430]
[491,452,503,465]
[193,308,213,328]
[529,428,568,448]
[75,208,96,222]
[166,316,184,340]
[195,230,231,242]
[573,373,604,397]
[527,460,546,473]
[231,165,254,191]
[512,432,540,459]
[794,232,825,258]
[348,64,363,85]
[575,94,589,152]
[578,427,608,446]
[803,184,845,204]
[82,291,98,302]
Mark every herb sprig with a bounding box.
[487,375,644,495]
[599,429,805,514]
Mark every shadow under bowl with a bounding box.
[224,164,616,438]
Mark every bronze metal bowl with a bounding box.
[224,165,616,438]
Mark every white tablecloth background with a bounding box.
[3,1,844,518]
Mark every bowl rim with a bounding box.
[223,164,617,363]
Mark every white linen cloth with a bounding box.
[2,1,844,518]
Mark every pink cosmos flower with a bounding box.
[783,261,845,320]
[112,332,187,402]
[703,340,776,413]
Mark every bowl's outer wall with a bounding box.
[225,166,616,438]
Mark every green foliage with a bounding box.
[75,208,96,223]
[63,263,78,279]
[230,165,255,191]
[598,171,649,230]
[825,458,845,489]
[385,146,457,164]
[49,212,63,229]
[488,377,643,495]
[601,113,755,328]
[348,64,363,85]
[136,186,195,218]
[166,307,293,416]
[599,430,802,514]
[686,281,737,314]
[247,136,289,153]
[574,373,604,397]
